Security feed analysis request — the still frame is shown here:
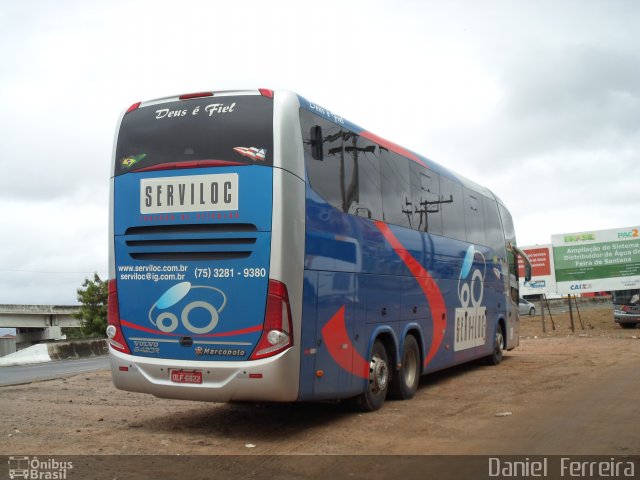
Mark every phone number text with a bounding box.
[194,267,267,279]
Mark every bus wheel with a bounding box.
[486,326,504,365]
[353,340,389,411]
[389,335,420,400]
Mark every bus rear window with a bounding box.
[114,95,273,175]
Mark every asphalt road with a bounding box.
[0,356,110,386]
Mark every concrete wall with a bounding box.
[47,339,108,360]
[0,337,16,357]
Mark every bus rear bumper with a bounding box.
[109,347,300,402]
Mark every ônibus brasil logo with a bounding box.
[8,456,73,480]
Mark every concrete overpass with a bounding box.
[0,304,82,348]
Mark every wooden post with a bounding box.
[541,297,546,333]
[544,294,556,330]
[574,295,584,330]
[568,294,575,333]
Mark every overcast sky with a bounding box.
[0,0,638,306]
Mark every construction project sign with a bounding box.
[518,245,557,295]
[551,226,640,294]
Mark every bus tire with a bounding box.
[485,325,504,366]
[389,335,420,400]
[352,340,389,412]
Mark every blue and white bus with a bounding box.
[108,89,531,411]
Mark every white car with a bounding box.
[518,298,536,316]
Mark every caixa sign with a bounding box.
[570,283,593,291]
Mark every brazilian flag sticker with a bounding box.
[121,153,147,169]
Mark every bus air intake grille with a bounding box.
[124,223,258,261]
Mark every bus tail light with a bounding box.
[106,279,131,354]
[125,102,141,114]
[179,92,213,100]
[259,88,274,99]
[250,280,293,360]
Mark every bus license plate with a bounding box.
[170,370,202,384]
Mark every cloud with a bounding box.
[0,0,639,303]
[498,45,640,155]
[0,191,107,304]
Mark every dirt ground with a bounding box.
[1,307,639,457]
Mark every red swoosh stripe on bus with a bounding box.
[120,319,262,337]
[136,160,246,172]
[374,221,447,367]
[359,131,428,169]
[202,325,262,337]
[321,306,370,379]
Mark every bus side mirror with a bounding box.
[310,125,323,160]
[512,245,532,282]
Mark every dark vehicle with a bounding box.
[612,289,640,329]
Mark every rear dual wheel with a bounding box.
[352,340,390,412]
[389,335,420,400]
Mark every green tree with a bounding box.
[76,273,108,337]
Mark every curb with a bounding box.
[0,339,108,367]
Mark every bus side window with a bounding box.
[464,188,485,246]
[507,246,518,302]
[440,177,466,242]
[498,204,516,247]
[345,136,383,220]
[410,163,443,235]
[498,204,519,303]
[301,110,354,213]
[483,196,504,254]
[380,151,412,228]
